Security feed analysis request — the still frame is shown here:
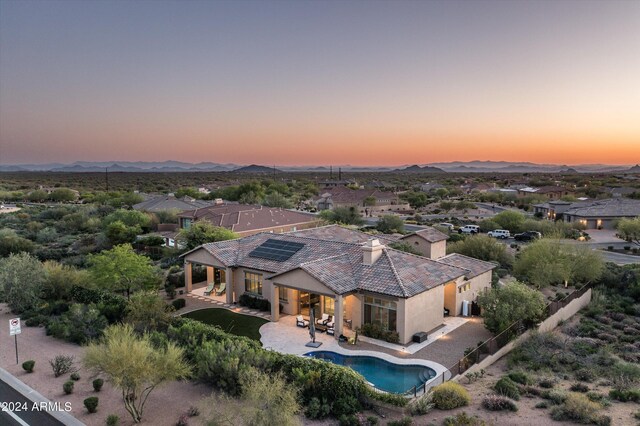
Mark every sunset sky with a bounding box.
[1,0,638,166]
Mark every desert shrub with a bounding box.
[431,382,470,410]
[443,412,487,426]
[45,304,108,344]
[304,397,331,419]
[609,388,640,402]
[171,298,186,310]
[70,372,80,381]
[387,417,412,426]
[49,355,76,377]
[106,414,120,426]
[366,416,379,425]
[84,397,99,413]
[542,389,568,405]
[237,293,271,311]
[338,414,359,426]
[358,322,400,343]
[575,368,596,382]
[535,401,549,409]
[175,414,188,426]
[408,392,433,415]
[539,378,556,388]
[586,392,611,407]
[550,393,603,424]
[22,360,35,373]
[494,377,520,400]
[570,383,590,393]
[93,378,104,392]
[481,394,518,412]
[368,391,408,407]
[63,381,74,394]
[507,371,532,385]
[187,406,199,417]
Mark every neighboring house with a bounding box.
[319,179,358,188]
[399,227,449,260]
[177,203,322,236]
[607,187,638,198]
[534,198,640,229]
[133,194,213,212]
[517,186,572,199]
[420,182,446,193]
[314,187,412,216]
[145,223,181,248]
[182,225,495,344]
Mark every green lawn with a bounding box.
[182,308,268,341]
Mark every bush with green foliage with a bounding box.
[478,282,546,333]
[93,378,104,392]
[447,235,512,269]
[238,293,270,311]
[609,388,640,402]
[106,414,120,426]
[431,382,470,410]
[481,394,518,411]
[63,381,74,394]
[570,383,590,393]
[358,322,400,343]
[70,372,80,381]
[84,397,99,413]
[45,304,108,344]
[507,371,533,385]
[443,412,487,426]
[22,360,35,373]
[494,377,520,400]
[550,393,607,424]
[0,252,46,313]
[408,392,433,415]
[387,417,413,426]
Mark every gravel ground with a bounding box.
[0,304,211,426]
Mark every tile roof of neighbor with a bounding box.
[186,225,493,298]
[178,204,319,232]
[314,187,398,204]
[400,227,449,243]
[561,198,640,218]
[438,253,497,278]
[287,224,400,244]
[133,195,212,212]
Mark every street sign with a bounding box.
[9,318,21,336]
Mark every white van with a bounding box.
[487,229,510,239]
[458,225,480,234]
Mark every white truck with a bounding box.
[458,225,480,234]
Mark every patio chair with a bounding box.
[203,283,215,296]
[316,313,330,326]
[215,282,226,296]
[326,318,335,335]
[296,315,309,328]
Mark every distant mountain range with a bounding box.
[0,160,637,174]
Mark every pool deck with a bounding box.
[260,315,452,389]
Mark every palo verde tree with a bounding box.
[177,221,238,250]
[376,215,405,234]
[88,244,160,299]
[514,238,603,288]
[84,324,191,423]
[617,217,640,246]
[0,252,46,313]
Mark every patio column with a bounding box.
[184,261,193,293]
[225,267,233,304]
[271,284,280,321]
[334,294,344,338]
[206,266,214,283]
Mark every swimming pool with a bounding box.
[304,351,436,394]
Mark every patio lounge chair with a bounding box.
[296,315,309,328]
[215,283,226,296]
[316,313,331,326]
[326,318,335,335]
[203,283,215,296]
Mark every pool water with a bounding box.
[304,351,436,394]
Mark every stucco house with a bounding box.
[314,187,412,216]
[182,225,494,344]
[535,198,640,229]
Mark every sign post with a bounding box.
[9,318,21,364]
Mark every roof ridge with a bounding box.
[261,230,365,247]
[440,252,498,267]
[381,248,410,298]
[298,252,351,266]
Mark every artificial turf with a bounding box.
[182,308,268,341]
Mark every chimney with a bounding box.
[214,198,224,205]
[362,239,384,266]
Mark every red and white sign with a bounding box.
[9,318,21,336]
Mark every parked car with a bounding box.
[514,231,542,241]
[487,229,511,239]
[458,225,480,234]
[438,223,455,231]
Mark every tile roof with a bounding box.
[438,253,497,278]
[188,228,473,298]
[133,195,212,212]
[401,227,448,243]
[562,198,640,218]
[288,224,400,244]
[179,204,319,232]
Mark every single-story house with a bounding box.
[177,203,322,236]
[182,225,495,344]
[534,198,640,229]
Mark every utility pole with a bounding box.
[338,167,342,181]
[330,165,333,180]
[105,167,109,192]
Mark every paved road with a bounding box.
[598,250,640,265]
[0,378,64,426]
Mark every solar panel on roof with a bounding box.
[248,238,305,262]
